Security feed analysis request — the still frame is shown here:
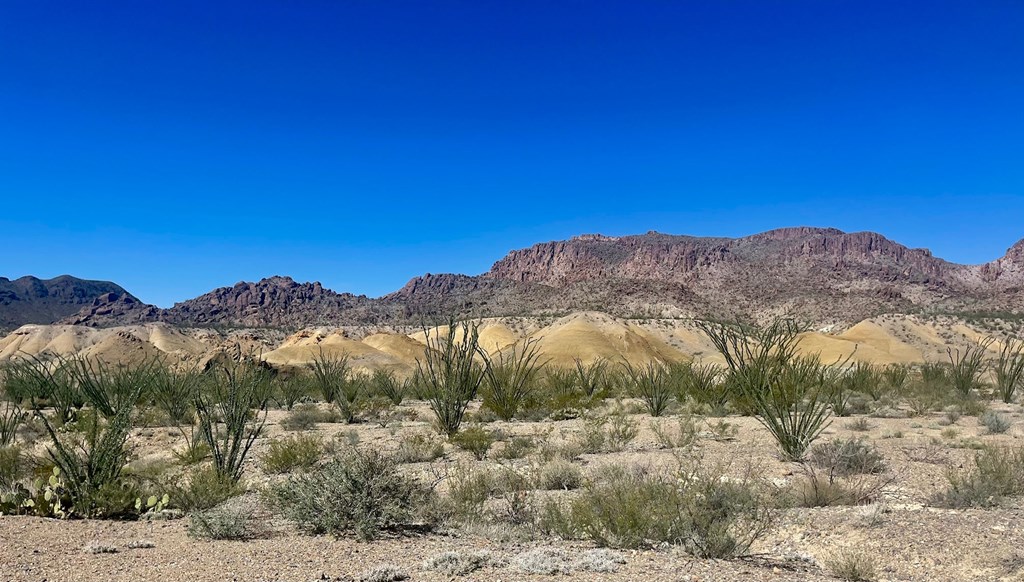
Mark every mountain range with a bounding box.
[4,227,1023,331]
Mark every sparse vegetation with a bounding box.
[623,360,674,417]
[826,548,878,581]
[481,338,544,421]
[267,448,434,540]
[936,446,1024,508]
[260,433,323,474]
[194,360,270,483]
[995,337,1024,404]
[417,320,488,436]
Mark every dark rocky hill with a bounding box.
[0,275,135,330]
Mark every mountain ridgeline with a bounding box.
[6,227,1023,331]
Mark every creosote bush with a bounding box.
[449,425,496,460]
[267,448,434,541]
[937,446,1024,508]
[539,462,774,557]
[394,432,445,464]
[260,433,323,474]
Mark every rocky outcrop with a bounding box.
[0,275,135,328]
[59,292,162,326]
[161,276,375,328]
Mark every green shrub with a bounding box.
[674,363,729,416]
[150,364,199,426]
[417,320,488,436]
[0,400,27,446]
[935,446,1024,508]
[845,418,873,432]
[826,548,878,581]
[980,410,1012,434]
[698,319,832,461]
[787,464,888,507]
[576,410,638,454]
[882,364,910,393]
[540,463,774,557]
[168,464,244,512]
[394,432,445,464]
[994,337,1024,404]
[651,415,699,450]
[371,369,408,406]
[260,434,323,474]
[534,458,583,490]
[843,363,885,401]
[449,425,496,460]
[267,448,434,540]
[0,445,29,489]
[494,435,535,460]
[947,340,992,398]
[187,497,259,540]
[481,339,545,421]
[274,373,312,411]
[308,349,351,405]
[194,360,271,483]
[574,358,611,398]
[624,361,674,417]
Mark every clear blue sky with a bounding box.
[2,1,1022,307]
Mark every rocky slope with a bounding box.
[0,275,134,330]
[36,227,1024,329]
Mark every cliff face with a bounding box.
[485,228,951,287]
[30,228,1024,330]
[0,275,134,328]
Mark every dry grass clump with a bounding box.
[979,410,1012,434]
[825,547,878,581]
[187,497,260,540]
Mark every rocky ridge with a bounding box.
[34,227,1024,330]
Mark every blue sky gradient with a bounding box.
[2,1,1022,306]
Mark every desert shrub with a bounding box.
[534,458,583,490]
[32,358,156,517]
[260,434,323,474]
[417,320,487,436]
[274,373,311,411]
[528,367,583,418]
[698,319,832,461]
[187,497,259,540]
[423,550,494,576]
[947,340,992,398]
[168,464,243,512]
[514,548,572,575]
[980,410,1012,434]
[394,432,445,464]
[267,448,433,540]
[0,445,29,489]
[150,364,199,426]
[651,415,699,450]
[576,410,638,453]
[882,364,910,393]
[371,369,408,406]
[826,548,878,581]
[574,358,611,398]
[444,464,498,521]
[809,439,886,477]
[449,425,496,460]
[540,463,773,557]
[2,355,84,425]
[358,565,409,582]
[994,337,1024,404]
[194,360,271,483]
[280,404,317,431]
[787,464,888,507]
[308,349,350,405]
[672,363,728,414]
[624,361,674,417]
[0,400,26,446]
[843,363,885,401]
[494,435,535,460]
[935,446,1024,508]
[845,418,873,432]
[481,338,544,421]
